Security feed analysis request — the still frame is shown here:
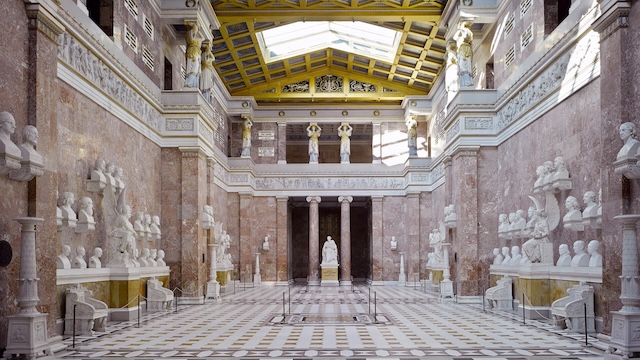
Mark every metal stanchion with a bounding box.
[374,291,377,323]
[234,279,236,294]
[584,303,588,346]
[72,304,77,348]
[368,287,371,314]
[137,295,141,328]
[482,286,485,312]
[175,290,179,313]
[522,293,525,325]
[282,292,286,322]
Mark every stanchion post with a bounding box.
[584,303,588,346]
[522,293,525,325]
[374,291,377,323]
[282,292,285,318]
[73,304,77,348]
[368,287,371,314]
[175,290,178,313]
[482,286,485,313]
[137,295,141,328]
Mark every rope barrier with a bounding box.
[118,295,142,309]
[521,292,552,321]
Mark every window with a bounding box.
[87,0,114,37]
[124,0,138,19]
[257,21,402,64]
[504,12,515,38]
[143,15,154,40]
[520,0,532,18]
[142,47,154,70]
[521,24,533,50]
[164,58,173,90]
[504,45,515,69]
[124,25,138,53]
[544,0,572,35]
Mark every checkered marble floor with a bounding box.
[55,284,604,359]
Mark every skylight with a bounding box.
[257,21,402,64]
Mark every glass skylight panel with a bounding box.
[258,21,401,63]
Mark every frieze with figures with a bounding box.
[57,33,163,132]
[254,177,405,190]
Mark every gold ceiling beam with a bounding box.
[215,12,441,23]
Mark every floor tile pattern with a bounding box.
[55,284,605,360]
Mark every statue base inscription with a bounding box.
[321,263,339,287]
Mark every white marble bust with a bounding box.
[582,191,598,219]
[498,214,510,238]
[492,248,503,265]
[88,247,102,268]
[72,245,87,269]
[148,248,158,267]
[138,248,151,267]
[509,245,522,265]
[201,205,214,229]
[9,125,44,181]
[104,163,117,189]
[150,215,161,240]
[0,111,22,175]
[563,196,583,231]
[133,211,146,238]
[541,160,556,192]
[144,213,152,238]
[91,158,107,183]
[390,236,397,251]
[510,210,526,235]
[76,196,96,233]
[58,192,77,228]
[551,156,572,191]
[157,249,166,266]
[56,244,72,269]
[617,122,640,160]
[533,165,546,194]
[112,166,125,194]
[588,240,602,267]
[570,240,590,267]
[500,246,511,265]
[444,204,457,228]
[556,244,571,266]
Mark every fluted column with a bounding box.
[614,215,640,312]
[307,196,321,285]
[339,196,353,285]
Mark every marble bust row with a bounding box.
[533,156,572,194]
[497,209,530,240]
[87,158,127,195]
[562,191,602,231]
[57,245,166,269]
[0,111,44,181]
[492,239,601,268]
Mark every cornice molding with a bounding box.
[593,1,631,41]
[25,4,65,42]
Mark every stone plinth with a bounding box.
[321,263,339,287]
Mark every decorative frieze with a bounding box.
[255,177,405,191]
[465,117,493,130]
[166,119,194,131]
[445,120,461,142]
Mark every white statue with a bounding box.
[509,246,522,265]
[582,191,598,220]
[58,191,78,229]
[103,183,138,268]
[216,231,232,266]
[522,206,538,238]
[562,196,584,231]
[57,244,72,269]
[406,116,418,156]
[0,111,22,175]
[112,166,125,195]
[88,158,107,193]
[184,20,202,88]
[88,247,102,268]
[556,244,571,266]
[138,248,151,267]
[453,20,473,87]
[148,248,158,267]
[500,246,511,265]
[522,194,560,264]
[150,215,161,240]
[338,123,352,163]
[76,196,96,233]
[131,248,140,267]
[429,227,445,266]
[144,213,152,238]
[533,165,546,194]
[570,240,589,267]
[262,235,270,251]
[104,163,117,190]
[307,123,321,163]
[551,156,572,191]
[199,41,215,102]
[201,205,214,229]
[157,249,166,266]
[511,210,526,235]
[133,211,146,238]
[72,246,87,269]
[321,236,338,265]
[241,115,253,157]
[492,248,503,265]
[445,40,459,95]
[390,236,397,251]
[9,125,44,181]
[587,240,602,267]
[498,213,510,239]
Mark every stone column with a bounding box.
[277,122,287,164]
[239,192,254,282]
[592,0,631,334]
[406,192,420,284]
[451,146,479,298]
[372,122,382,164]
[276,196,289,283]
[206,242,220,302]
[307,196,321,285]
[339,195,353,285]
[440,242,454,300]
[370,195,383,285]
[4,217,51,358]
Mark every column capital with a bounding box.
[239,191,254,199]
[179,146,206,159]
[452,145,480,158]
[306,196,321,203]
[371,195,383,202]
[207,156,217,168]
[276,195,289,201]
[593,0,631,41]
[25,3,65,42]
[338,196,353,203]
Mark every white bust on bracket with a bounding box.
[201,205,215,229]
[87,158,107,194]
[551,156,572,192]
[76,196,95,233]
[9,125,44,181]
[570,240,590,267]
[0,111,22,176]
[556,244,571,267]
[614,122,640,179]
[582,191,600,228]
[562,196,584,232]
[588,240,602,267]
[58,192,78,229]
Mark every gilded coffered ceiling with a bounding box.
[209,0,447,105]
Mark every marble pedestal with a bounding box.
[440,279,454,300]
[5,313,51,359]
[216,264,233,293]
[321,263,339,287]
[606,312,640,359]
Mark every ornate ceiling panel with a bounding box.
[210,0,447,105]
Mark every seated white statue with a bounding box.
[157,249,166,266]
[570,240,589,267]
[582,191,598,219]
[492,248,503,265]
[150,215,161,240]
[0,111,22,175]
[88,247,102,268]
[58,191,77,228]
[138,248,151,267]
[72,245,87,269]
[57,244,72,269]
[76,196,95,233]
[562,196,583,231]
[509,246,522,265]
[201,205,215,229]
[322,236,338,265]
[148,249,158,266]
[556,244,571,266]
[500,246,511,265]
[587,240,602,267]
[9,125,44,181]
